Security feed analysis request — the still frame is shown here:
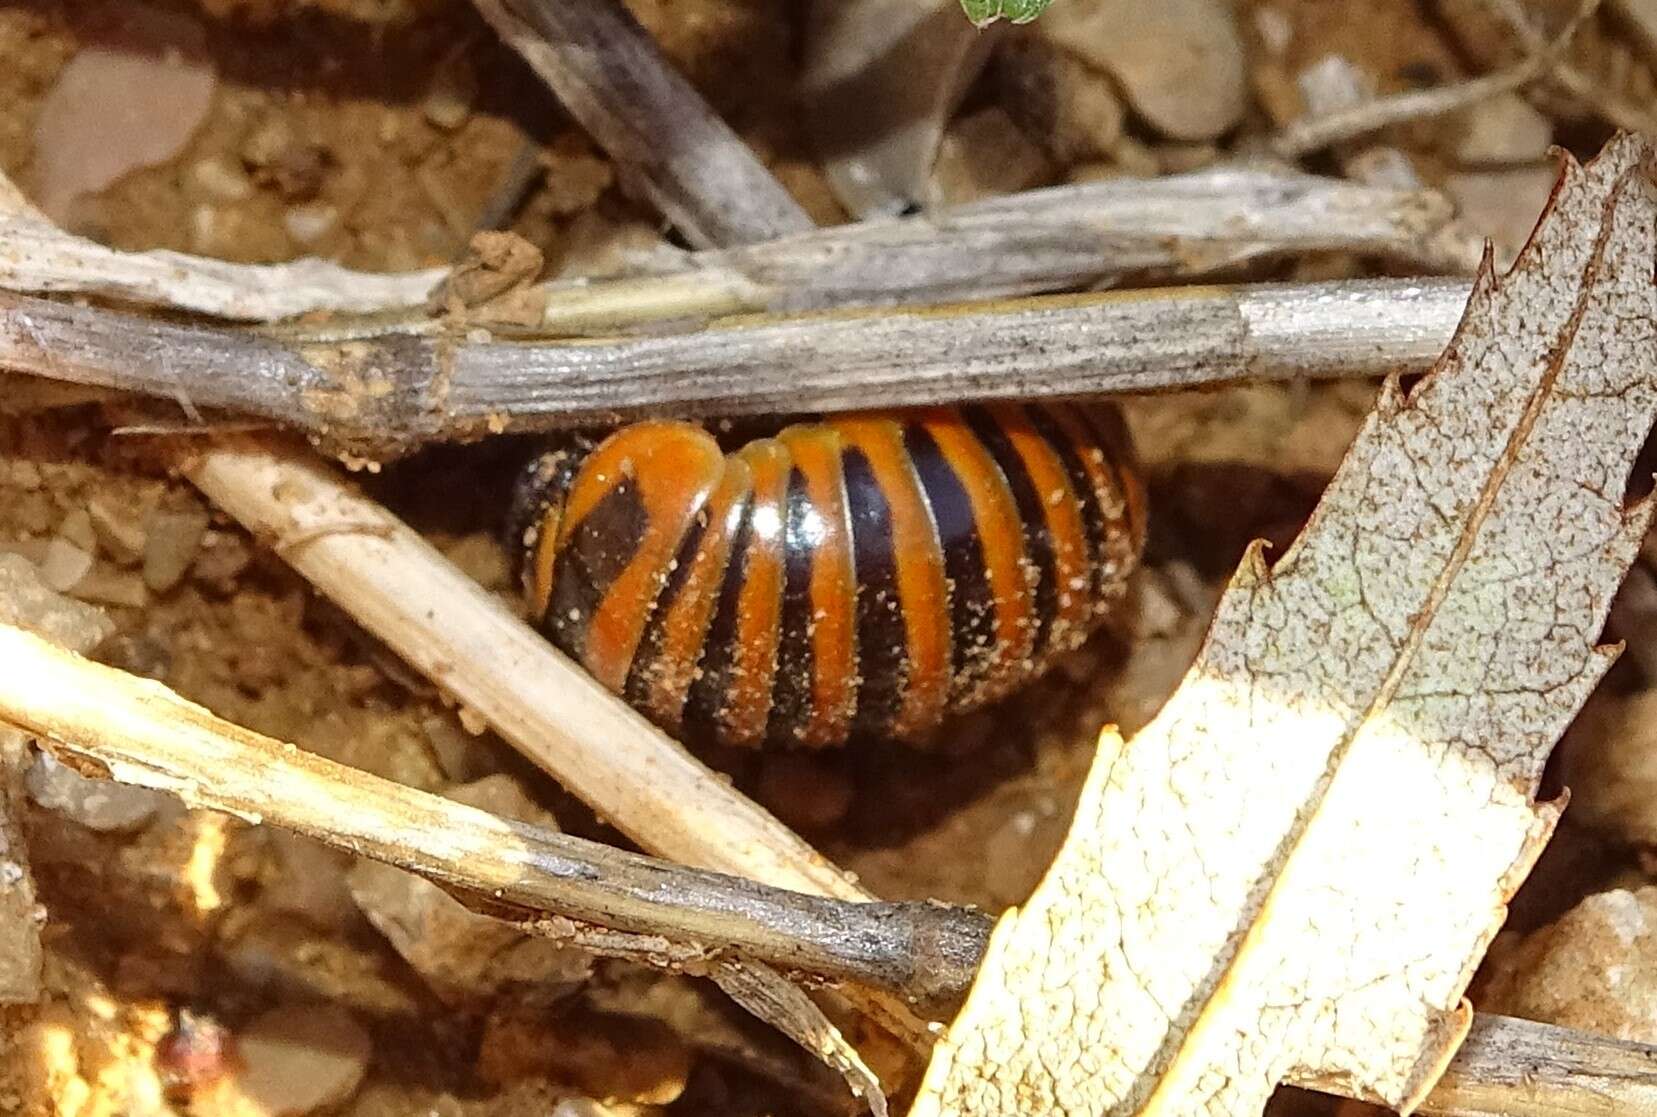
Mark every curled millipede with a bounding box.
[511,404,1146,749]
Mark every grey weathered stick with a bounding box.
[469,0,811,248]
[515,163,1481,329]
[1418,1013,1657,1116]
[0,164,1480,326]
[0,622,983,1006]
[0,278,1473,457]
[1,622,1648,1117]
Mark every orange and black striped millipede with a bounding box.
[510,405,1146,749]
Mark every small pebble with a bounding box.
[209,1004,372,1117]
[95,630,173,680]
[71,568,151,609]
[996,37,1126,163]
[191,155,256,202]
[929,107,1053,206]
[282,202,338,246]
[191,531,253,592]
[30,3,217,221]
[143,501,211,593]
[39,536,94,594]
[421,54,477,131]
[25,751,166,834]
[0,553,114,651]
[347,776,591,1003]
[421,714,488,783]
[1450,93,1552,166]
[1037,0,1246,141]
[1477,886,1657,1043]
[58,509,96,554]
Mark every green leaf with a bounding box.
[959,0,1053,27]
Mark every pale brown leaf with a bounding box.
[912,133,1657,1116]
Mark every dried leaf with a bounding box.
[912,133,1657,1115]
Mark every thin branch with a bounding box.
[469,0,812,248]
[0,203,442,320]
[179,438,865,899]
[0,622,984,1007]
[0,163,1480,328]
[1418,1013,1657,1116]
[0,278,1475,457]
[1271,0,1601,159]
[2,620,1650,1117]
[516,163,1483,329]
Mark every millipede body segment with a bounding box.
[513,405,1146,748]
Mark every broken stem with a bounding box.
[469,0,812,248]
[0,278,1474,458]
[0,622,983,1007]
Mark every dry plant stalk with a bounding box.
[913,134,1657,1117]
[0,182,442,320]
[0,278,1474,458]
[184,437,853,901]
[468,0,811,248]
[0,622,984,1001]
[0,165,1479,328]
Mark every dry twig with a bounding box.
[0,279,1473,457]
[468,0,812,247]
[0,622,983,1006]
[0,190,442,321]
[0,164,1480,328]
[1271,0,1601,158]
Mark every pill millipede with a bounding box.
[509,403,1146,749]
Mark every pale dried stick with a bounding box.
[468,0,811,248]
[1271,0,1600,158]
[1,164,1480,330]
[0,198,442,321]
[0,622,984,1005]
[1,622,1647,1117]
[0,279,1474,458]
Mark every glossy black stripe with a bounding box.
[622,493,721,718]
[682,501,756,742]
[506,437,594,594]
[961,405,1059,655]
[903,423,996,700]
[1027,405,1114,604]
[768,468,822,745]
[546,477,649,664]
[842,446,907,738]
